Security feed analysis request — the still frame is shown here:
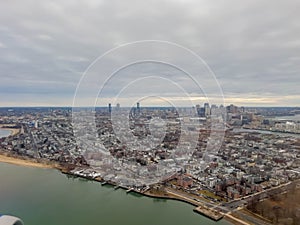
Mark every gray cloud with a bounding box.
[0,0,299,106]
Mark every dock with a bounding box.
[193,206,224,221]
[126,188,134,193]
[62,169,227,222]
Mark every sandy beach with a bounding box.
[0,153,60,169]
[0,124,20,136]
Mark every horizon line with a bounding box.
[0,105,299,108]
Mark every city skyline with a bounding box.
[1,1,300,225]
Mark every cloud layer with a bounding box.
[0,0,299,106]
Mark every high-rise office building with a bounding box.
[204,102,210,116]
[137,102,140,114]
[227,104,238,114]
[108,103,112,113]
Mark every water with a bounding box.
[0,163,231,225]
[0,129,11,138]
[233,128,300,138]
[268,114,300,121]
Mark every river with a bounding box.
[267,114,300,121]
[233,128,300,138]
[0,163,231,225]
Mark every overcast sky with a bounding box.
[0,0,299,107]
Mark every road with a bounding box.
[223,181,292,210]
[235,211,272,225]
[166,187,275,225]
[165,188,230,213]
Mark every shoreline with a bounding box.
[0,153,254,225]
[241,126,300,136]
[0,124,20,136]
[0,153,61,169]
[0,153,229,222]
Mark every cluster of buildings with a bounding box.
[0,105,299,202]
[194,130,299,200]
[0,108,86,166]
[260,119,300,133]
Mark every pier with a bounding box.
[193,206,224,221]
[126,188,134,193]
[63,169,226,222]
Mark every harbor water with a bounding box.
[0,129,11,138]
[0,163,231,225]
